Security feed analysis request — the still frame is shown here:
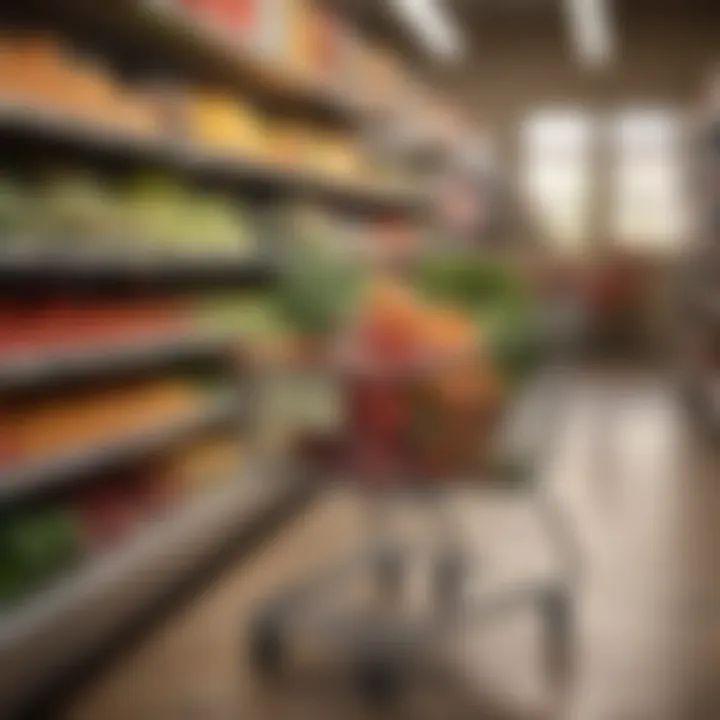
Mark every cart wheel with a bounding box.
[248,617,285,678]
[355,652,402,707]
[434,551,464,610]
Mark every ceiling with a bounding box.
[326,0,720,138]
[328,0,720,58]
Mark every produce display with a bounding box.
[0,433,244,607]
[0,30,416,190]
[196,291,284,346]
[161,436,244,493]
[0,13,450,195]
[0,295,192,359]
[0,376,213,469]
[189,91,267,157]
[0,0,477,637]
[0,33,159,134]
[0,506,81,606]
[120,175,259,255]
[0,171,261,257]
[160,0,409,106]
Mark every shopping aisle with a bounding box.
[64,374,718,720]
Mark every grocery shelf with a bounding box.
[0,332,236,395]
[0,104,427,214]
[0,249,279,291]
[141,0,367,123]
[0,398,243,506]
[0,471,313,717]
[32,0,366,126]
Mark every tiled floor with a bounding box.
[64,373,719,720]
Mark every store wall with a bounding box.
[453,8,720,173]
[442,5,720,355]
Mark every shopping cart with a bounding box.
[246,303,583,706]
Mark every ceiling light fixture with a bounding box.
[390,0,463,61]
[565,0,614,68]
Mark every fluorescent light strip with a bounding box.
[565,0,614,68]
[391,0,463,60]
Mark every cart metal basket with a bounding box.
[246,303,584,706]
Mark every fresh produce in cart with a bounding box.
[414,253,543,384]
[346,276,504,482]
[270,239,538,480]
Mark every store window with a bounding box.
[610,109,686,250]
[522,109,594,252]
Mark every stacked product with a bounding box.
[0,295,192,359]
[0,433,243,607]
[0,33,160,135]
[0,375,212,469]
[0,3,476,704]
[0,171,259,257]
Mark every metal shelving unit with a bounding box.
[27,0,367,126]
[0,0,446,715]
[0,398,243,506]
[0,332,236,395]
[0,104,427,215]
[0,471,312,718]
[0,250,279,292]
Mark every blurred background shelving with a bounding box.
[679,112,720,439]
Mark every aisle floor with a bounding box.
[65,373,719,720]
